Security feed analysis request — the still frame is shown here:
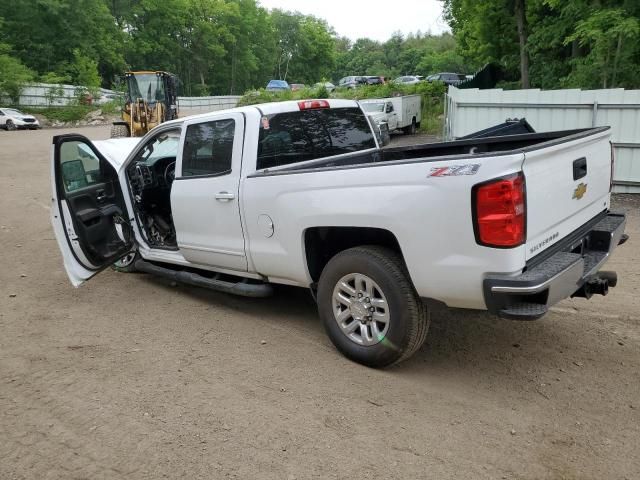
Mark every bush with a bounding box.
[237,81,447,135]
[22,105,93,122]
[100,100,121,115]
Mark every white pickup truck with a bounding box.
[51,99,627,367]
[360,95,422,136]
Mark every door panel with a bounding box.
[51,135,134,285]
[171,113,247,271]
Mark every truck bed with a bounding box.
[253,127,607,175]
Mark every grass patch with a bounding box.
[21,105,93,122]
[20,100,121,123]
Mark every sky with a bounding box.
[258,0,450,42]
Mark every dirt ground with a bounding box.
[1,126,639,480]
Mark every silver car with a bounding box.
[0,108,40,130]
[393,75,423,85]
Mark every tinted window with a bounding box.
[182,119,235,177]
[257,107,376,170]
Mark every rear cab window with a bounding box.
[257,107,377,170]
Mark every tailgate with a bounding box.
[523,128,612,260]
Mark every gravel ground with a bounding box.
[1,126,639,479]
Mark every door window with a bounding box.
[182,119,235,177]
[59,141,103,192]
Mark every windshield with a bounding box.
[127,73,165,103]
[361,103,384,113]
[140,130,181,164]
[4,109,24,116]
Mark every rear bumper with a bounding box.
[484,212,627,320]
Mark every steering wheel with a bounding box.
[164,161,176,186]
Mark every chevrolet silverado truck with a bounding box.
[51,99,627,367]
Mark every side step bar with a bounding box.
[134,259,274,298]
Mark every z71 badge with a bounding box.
[428,164,481,177]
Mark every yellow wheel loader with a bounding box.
[110,71,179,138]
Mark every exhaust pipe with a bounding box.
[598,271,618,288]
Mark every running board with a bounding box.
[134,259,274,298]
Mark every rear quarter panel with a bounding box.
[242,152,527,309]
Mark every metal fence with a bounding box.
[177,96,241,116]
[3,83,241,116]
[4,83,117,107]
[445,87,640,193]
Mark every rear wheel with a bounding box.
[6,120,16,131]
[110,123,130,138]
[317,246,430,367]
[408,118,417,135]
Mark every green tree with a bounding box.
[443,0,640,89]
[1,0,126,86]
[565,8,640,88]
[70,49,102,88]
[269,10,336,84]
[0,44,34,103]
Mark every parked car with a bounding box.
[266,80,290,92]
[337,76,368,89]
[393,75,422,86]
[360,94,422,135]
[426,72,467,86]
[0,108,40,130]
[51,99,626,367]
[365,76,385,85]
[313,82,335,92]
[290,83,306,92]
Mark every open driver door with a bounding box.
[50,135,135,286]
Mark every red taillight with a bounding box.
[473,173,526,248]
[298,99,330,110]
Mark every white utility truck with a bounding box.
[51,99,627,367]
[360,95,422,136]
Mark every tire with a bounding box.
[112,251,140,273]
[6,120,16,131]
[110,123,129,138]
[317,246,430,368]
[408,118,417,135]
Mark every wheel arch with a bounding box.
[303,226,405,283]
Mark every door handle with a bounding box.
[215,192,235,201]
